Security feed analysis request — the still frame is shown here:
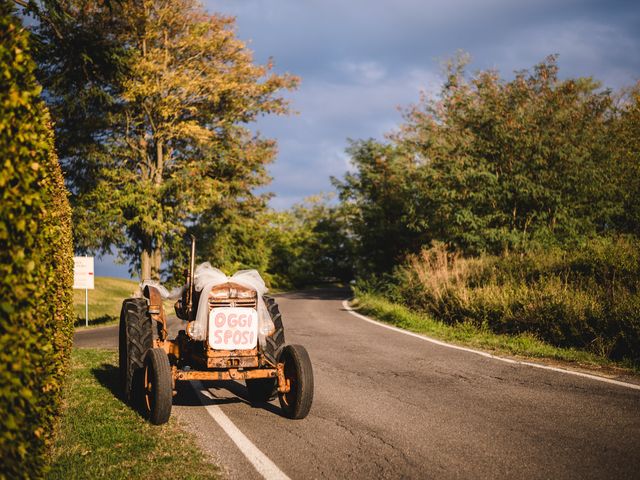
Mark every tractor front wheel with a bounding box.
[278,344,314,419]
[143,348,173,425]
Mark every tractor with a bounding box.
[118,238,314,424]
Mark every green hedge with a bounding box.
[0,6,74,479]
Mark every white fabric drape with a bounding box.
[142,263,273,346]
[139,280,184,301]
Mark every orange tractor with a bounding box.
[118,239,314,424]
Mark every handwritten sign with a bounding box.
[73,256,94,290]
[208,307,258,350]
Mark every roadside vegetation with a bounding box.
[356,238,640,369]
[73,277,138,327]
[350,293,638,372]
[334,57,640,369]
[0,6,74,477]
[48,348,219,479]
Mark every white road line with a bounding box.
[192,381,291,480]
[342,300,640,392]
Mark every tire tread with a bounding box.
[263,296,285,365]
[119,298,153,402]
[279,344,314,419]
[145,348,172,425]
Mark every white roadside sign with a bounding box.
[74,256,94,327]
[73,256,95,290]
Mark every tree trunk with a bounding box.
[150,139,164,281]
[141,249,152,281]
[151,246,162,280]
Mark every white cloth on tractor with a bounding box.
[142,263,274,347]
[139,281,184,301]
[192,263,273,347]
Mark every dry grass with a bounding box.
[382,238,640,365]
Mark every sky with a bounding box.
[96,0,640,278]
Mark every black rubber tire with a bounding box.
[119,298,153,402]
[278,344,314,419]
[144,348,173,425]
[246,378,277,403]
[263,296,285,365]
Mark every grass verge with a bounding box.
[47,348,220,479]
[73,277,139,328]
[352,292,640,375]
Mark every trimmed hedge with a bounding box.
[0,6,74,479]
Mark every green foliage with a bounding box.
[186,195,274,282]
[338,56,640,365]
[610,84,640,236]
[334,140,433,274]
[0,6,74,478]
[163,193,354,289]
[265,195,354,288]
[34,0,298,280]
[378,238,640,364]
[336,55,627,276]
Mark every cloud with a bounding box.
[485,18,640,88]
[336,61,387,84]
[252,65,443,208]
[207,0,640,209]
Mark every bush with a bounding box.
[265,196,354,288]
[0,7,74,479]
[381,237,640,364]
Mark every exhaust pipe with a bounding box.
[186,235,196,320]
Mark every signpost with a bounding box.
[73,256,95,326]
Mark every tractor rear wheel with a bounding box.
[246,378,277,403]
[278,344,314,419]
[263,296,285,365]
[143,348,172,425]
[119,298,153,402]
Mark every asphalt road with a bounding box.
[74,289,640,480]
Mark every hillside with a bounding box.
[73,277,139,327]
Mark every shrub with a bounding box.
[0,7,74,479]
[384,238,640,364]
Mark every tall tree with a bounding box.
[35,0,297,279]
[337,55,621,275]
[396,55,615,253]
[334,140,432,275]
[611,83,640,236]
